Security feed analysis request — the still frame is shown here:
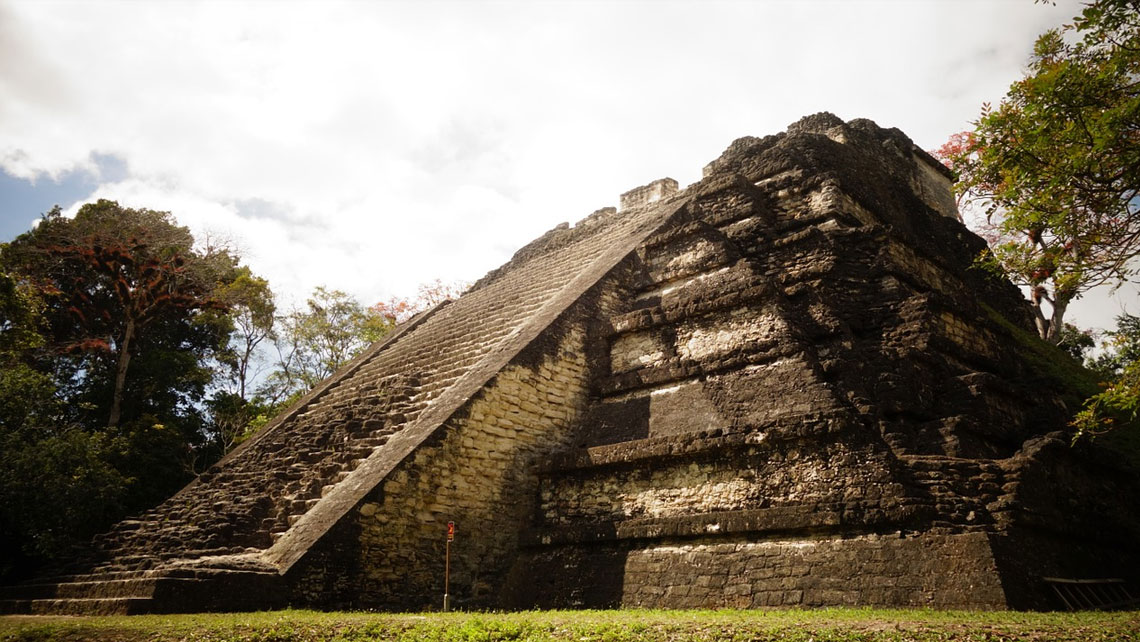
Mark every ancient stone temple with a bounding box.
[3,113,1138,614]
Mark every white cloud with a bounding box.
[5,0,1114,328]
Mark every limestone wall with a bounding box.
[514,532,1007,610]
[620,178,679,212]
[540,438,899,524]
[286,280,632,609]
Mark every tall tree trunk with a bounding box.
[1032,305,1050,341]
[1046,296,1070,345]
[1030,286,1051,341]
[1030,284,1071,345]
[108,317,135,428]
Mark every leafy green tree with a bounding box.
[214,267,276,401]
[0,265,125,579]
[202,269,277,456]
[262,286,393,404]
[2,201,238,432]
[1091,314,1140,375]
[0,201,269,574]
[940,0,1140,343]
[1073,313,1140,438]
[0,428,128,578]
[0,267,57,431]
[1057,322,1097,363]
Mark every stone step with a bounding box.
[540,428,748,473]
[0,576,161,600]
[1,568,285,614]
[4,568,157,587]
[0,596,154,615]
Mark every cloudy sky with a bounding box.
[0,0,1132,330]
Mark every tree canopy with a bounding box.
[1073,313,1140,439]
[0,201,249,576]
[0,199,467,579]
[939,0,1140,343]
[2,201,238,432]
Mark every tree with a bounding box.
[2,201,239,430]
[0,201,265,574]
[0,267,57,432]
[939,0,1140,343]
[0,427,128,578]
[370,278,468,324]
[1057,322,1097,362]
[0,267,128,579]
[214,267,276,401]
[262,287,393,404]
[1073,313,1140,438]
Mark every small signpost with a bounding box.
[444,521,455,612]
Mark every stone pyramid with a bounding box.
[3,113,1138,614]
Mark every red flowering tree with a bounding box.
[2,200,239,430]
[936,0,1140,343]
[0,200,258,570]
[370,278,468,324]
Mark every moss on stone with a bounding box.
[981,303,1103,412]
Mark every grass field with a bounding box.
[2,608,1139,642]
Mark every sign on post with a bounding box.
[444,521,455,611]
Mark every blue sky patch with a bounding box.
[0,153,128,242]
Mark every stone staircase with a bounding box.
[70,370,421,578]
[0,566,284,615]
[1,192,690,615]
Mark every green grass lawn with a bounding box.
[2,608,1139,642]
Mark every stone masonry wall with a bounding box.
[503,114,1106,611]
[515,532,1006,610]
[286,278,634,610]
[540,437,901,525]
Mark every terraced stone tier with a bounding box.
[502,114,1140,611]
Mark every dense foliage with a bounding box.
[1073,313,1140,439]
[0,201,245,576]
[939,0,1140,344]
[0,201,465,579]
